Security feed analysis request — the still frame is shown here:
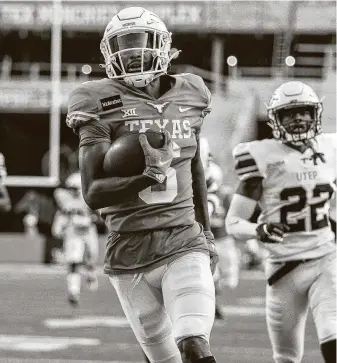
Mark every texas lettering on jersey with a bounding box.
[233,133,337,261]
[66,73,211,232]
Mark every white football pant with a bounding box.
[265,250,336,363]
[109,252,215,363]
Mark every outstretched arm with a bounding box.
[225,177,262,240]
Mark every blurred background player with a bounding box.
[53,172,99,308]
[67,7,218,363]
[0,153,11,213]
[200,137,240,319]
[226,81,336,363]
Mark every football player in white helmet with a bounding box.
[67,6,218,363]
[100,7,180,88]
[0,153,11,213]
[226,81,336,363]
[53,172,99,308]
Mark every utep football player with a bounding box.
[53,172,99,308]
[200,137,239,319]
[226,81,336,363]
[0,153,11,213]
[66,7,218,363]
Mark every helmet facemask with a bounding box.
[266,81,323,145]
[100,28,172,88]
[268,103,323,144]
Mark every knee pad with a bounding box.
[141,332,181,363]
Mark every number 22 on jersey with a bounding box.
[280,183,334,233]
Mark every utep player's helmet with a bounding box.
[267,81,323,143]
[65,172,81,193]
[100,7,177,88]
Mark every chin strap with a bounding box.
[303,139,326,165]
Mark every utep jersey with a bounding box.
[53,188,94,236]
[66,74,211,232]
[233,133,336,262]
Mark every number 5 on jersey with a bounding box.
[139,141,181,204]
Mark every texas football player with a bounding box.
[226,81,336,363]
[66,7,218,363]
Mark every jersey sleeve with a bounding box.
[201,82,212,118]
[181,73,212,120]
[66,86,99,129]
[232,142,265,181]
[66,85,111,146]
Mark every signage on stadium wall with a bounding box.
[0,1,205,31]
[0,85,71,112]
[0,1,335,32]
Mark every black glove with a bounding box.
[256,223,290,243]
[139,130,174,183]
[204,230,219,275]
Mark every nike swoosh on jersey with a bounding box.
[179,106,193,113]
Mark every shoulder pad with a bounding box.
[178,73,211,116]
[66,85,100,130]
[321,132,337,147]
[232,141,265,181]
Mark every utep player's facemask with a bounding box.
[100,7,180,88]
[267,81,323,144]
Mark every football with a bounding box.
[103,130,165,177]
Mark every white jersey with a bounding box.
[53,188,95,237]
[233,133,336,262]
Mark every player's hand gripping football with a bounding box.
[256,223,290,243]
[204,230,219,275]
[139,130,174,183]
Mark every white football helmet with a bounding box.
[100,7,176,88]
[267,81,323,143]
